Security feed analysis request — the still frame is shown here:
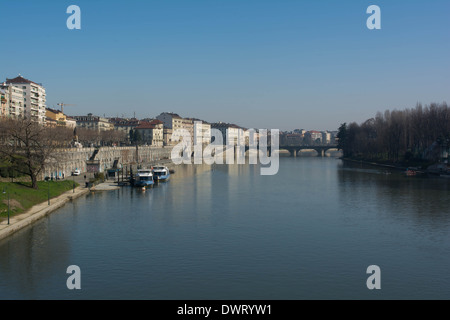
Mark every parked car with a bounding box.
[72,170,81,176]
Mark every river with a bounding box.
[1,157,450,299]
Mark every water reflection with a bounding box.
[337,160,450,230]
[1,159,450,299]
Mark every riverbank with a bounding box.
[0,180,79,218]
[341,157,408,171]
[0,186,90,241]
[340,157,450,176]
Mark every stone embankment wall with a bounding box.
[43,146,173,179]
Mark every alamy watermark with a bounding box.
[66,5,381,31]
[367,5,381,30]
[366,265,381,290]
[66,5,81,30]
[66,265,81,290]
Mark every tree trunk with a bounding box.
[31,173,38,189]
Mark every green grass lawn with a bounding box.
[0,180,79,220]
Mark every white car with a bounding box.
[72,170,81,176]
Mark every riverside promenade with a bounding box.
[0,186,90,241]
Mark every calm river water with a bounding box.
[1,157,450,299]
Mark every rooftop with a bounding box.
[46,107,63,115]
[135,121,156,130]
[5,75,43,87]
[211,122,243,129]
[159,112,182,119]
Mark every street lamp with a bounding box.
[2,187,10,225]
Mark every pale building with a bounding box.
[309,130,322,143]
[73,113,114,131]
[156,112,194,145]
[5,75,46,124]
[156,112,184,130]
[0,87,8,117]
[188,118,212,145]
[0,83,25,118]
[163,128,173,146]
[322,131,331,144]
[135,119,164,146]
[181,118,194,146]
[65,116,77,129]
[211,122,244,145]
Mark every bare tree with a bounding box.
[337,102,450,163]
[77,128,100,147]
[0,118,64,189]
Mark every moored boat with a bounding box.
[134,168,154,188]
[152,166,170,182]
[153,166,170,182]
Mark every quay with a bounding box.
[0,186,90,242]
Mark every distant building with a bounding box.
[73,113,114,131]
[163,128,173,146]
[308,130,322,143]
[65,116,77,129]
[5,75,46,124]
[293,129,306,136]
[187,118,212,145]
[0,83,25,118]
[0,87,8,117]
[211,122,245,145]
[284,133,303,145]
[156,112,194,145]
[46,108,76,128]
[329,131,338,144]
[135,119,164,146]
[156,112,183,130]
[45,117,58,128]
[322,131,331,145]
[109,117,141,138]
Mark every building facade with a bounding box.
[5,75,46,124]
[0,87,8,117]
[46,108,76,128]
[135,119,164,146]
[73,113,114,131]
[211,122,245,145]
[322,131,332,144]
[0,83,25,118]
[156,112,194,145]
[109,117,141,141]
[190,119,212,145]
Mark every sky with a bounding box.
[1,0,449,131]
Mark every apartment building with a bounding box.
[73,113,114,131]
[5,75,46,124]
[0,83,25,118]
[135,119,164,146]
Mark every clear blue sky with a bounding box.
[1,0,449,131]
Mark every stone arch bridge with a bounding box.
[244,145,339,157]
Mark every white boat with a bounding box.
[134,168,154,187]
[152,166,170,182]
